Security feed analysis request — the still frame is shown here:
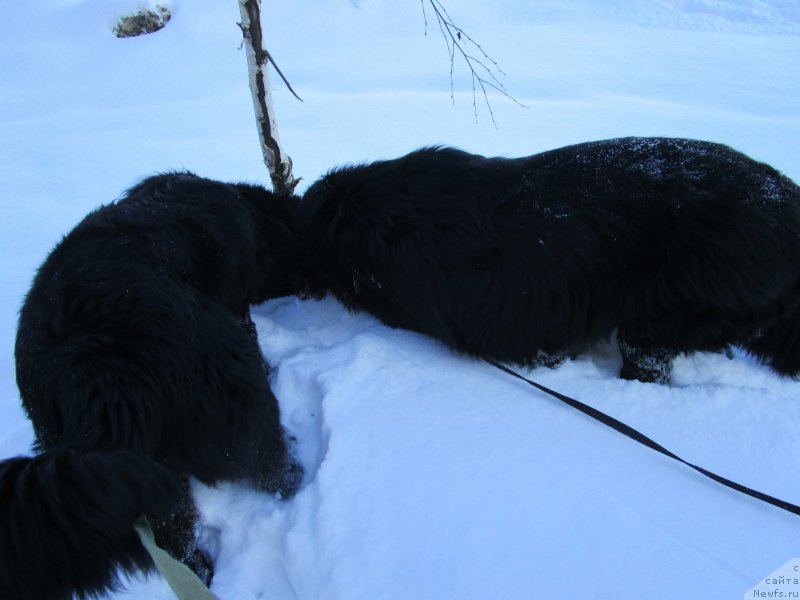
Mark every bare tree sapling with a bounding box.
[238,0,301,194]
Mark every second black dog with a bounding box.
[298,138,800,383]
[1,173,302,599]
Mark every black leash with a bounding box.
[485,358,800,518]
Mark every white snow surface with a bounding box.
[1,1,799,598]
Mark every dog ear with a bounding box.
[300,175,341,230]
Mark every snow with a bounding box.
[1,0,799,598]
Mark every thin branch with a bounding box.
[422,0,526,126]
[263,47,303,102]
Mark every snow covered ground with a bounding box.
[1,0,799,598]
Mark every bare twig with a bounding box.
[238,0,300,194]
[263,47,303,103]
[422,0,526,125]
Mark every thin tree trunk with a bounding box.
[238,0,299,195]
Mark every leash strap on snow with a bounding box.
[485,358,800,518]
[133,515,221,600]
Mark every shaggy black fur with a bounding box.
[1,173,302,599]
[298,137,800,383]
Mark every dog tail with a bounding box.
[0,448,178,600]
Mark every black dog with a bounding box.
[1,173,302,599]
[298,138,800,383]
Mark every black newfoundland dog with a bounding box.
[1,173,301,599]
[298,137,800,383]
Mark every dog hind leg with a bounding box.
[743,304,800,378]
[148,475,213,585]
[618,331,676,384]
